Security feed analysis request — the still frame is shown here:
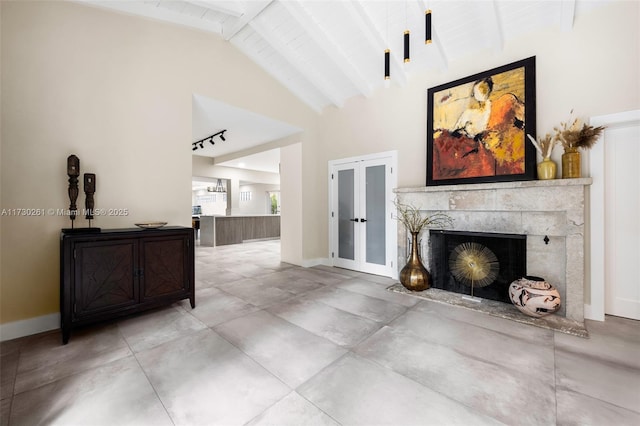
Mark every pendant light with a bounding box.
[404,1,410,63]
[215,179,226,193]
[384,49,390,80]
[404,31,410,63]
[425,9,432,44]
[383,1,391,85]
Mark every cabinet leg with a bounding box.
[62,328,70,345]
[190,295,195,309]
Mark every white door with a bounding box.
[329,153,396,277]
[604,123,640,319]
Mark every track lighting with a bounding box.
[192,130,227,151]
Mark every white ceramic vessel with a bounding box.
[509,276,561,318]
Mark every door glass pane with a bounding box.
[338,169,355,260]
[365,165,386,265]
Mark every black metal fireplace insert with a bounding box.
[429,230,526,304]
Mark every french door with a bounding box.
[329,152,396,277]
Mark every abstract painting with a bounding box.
[426,57,537,186]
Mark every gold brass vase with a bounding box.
[399,231,431,291]
[537,157,557,180]
[562,147,581,178]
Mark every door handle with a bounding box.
[350,218,359,222]
[360,218,367,222]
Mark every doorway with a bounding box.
[268,191,281,214]
[329,151,397,277]
[589,110,640,321]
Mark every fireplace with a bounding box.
[395,178,592,324]
[429,230,526,304]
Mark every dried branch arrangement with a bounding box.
[554,113,606,151]
[527,133,556,159]
[393,199,453,233]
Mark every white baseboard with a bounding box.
[302,258,331,268]
[0,313,60,342]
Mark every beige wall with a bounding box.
[305,1,640,263]
[0,1,3,319]
[0,1,316,326]
[237,183,280,215]
[280,143,304,266]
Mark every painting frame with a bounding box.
[426,57,537,186]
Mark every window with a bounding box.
[240,191,252,201]
[196,194,215,203]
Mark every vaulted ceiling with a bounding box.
[78,0,608,113]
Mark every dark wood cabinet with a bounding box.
[60,227,194,344]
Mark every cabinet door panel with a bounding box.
[140,236,188,300]
[74,240,137,317]
[215,217,243,245]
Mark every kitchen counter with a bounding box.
[199,215,280,246]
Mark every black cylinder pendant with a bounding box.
[384,49,390,80]
[425,9,432,44]
[404,31,410,63]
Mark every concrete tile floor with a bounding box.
[1,239,639,425]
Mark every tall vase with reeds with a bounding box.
[394,200,453,291]
[554,113,605,179]
[527,133,557,180]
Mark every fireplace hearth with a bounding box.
[429,230,526,304]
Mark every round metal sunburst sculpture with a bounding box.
[449,242,499,288]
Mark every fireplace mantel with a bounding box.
[394,178,592,324]
[395,177,592,196]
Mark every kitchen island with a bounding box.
[199,215,280,246]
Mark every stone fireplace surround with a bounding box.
[394,178,592,332]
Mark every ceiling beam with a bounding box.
[81,0,224,33]
[249,18,346,108]
[184,1,243,17]
[223,0,273,40]
[279,0,374,98]
[229,39,328,112]
[560,0,576,32]
[346,1,408,87]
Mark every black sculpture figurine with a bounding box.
[67,155,80,228]
[84,173,96,225]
